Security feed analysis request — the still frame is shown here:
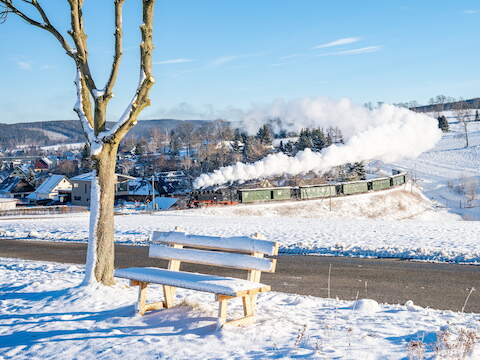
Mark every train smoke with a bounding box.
[193,98,441,189]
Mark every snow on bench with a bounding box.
[114,230,278,327]
[114,267,271,297]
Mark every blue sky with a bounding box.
[0,0,479,123]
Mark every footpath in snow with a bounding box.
[1,257,479,359]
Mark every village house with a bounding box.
[27,174,72,204]
[33,157,53,172]
[71,172,133,207]
[0,176,35,200]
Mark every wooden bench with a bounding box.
[114,230,278,327]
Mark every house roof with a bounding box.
[0,177,34,194]
[71,172,95,181]
[71,172,135,182]
[126,179,159,196]
[41,157,53,166]
[35,175,69,194]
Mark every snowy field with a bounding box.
[390,120,480,220]
[1,205,480,264]
[1,257,479,360]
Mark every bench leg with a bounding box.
[249,294,257,314]
[163,285,176,308]
[137,282,148,315]
[133,281,165,315]
[216,295,256,328]
[217,297,228,328]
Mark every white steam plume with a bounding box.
[193,98,442,189]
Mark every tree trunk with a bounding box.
[92,143,118,285]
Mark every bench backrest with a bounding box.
[149,231,278,282]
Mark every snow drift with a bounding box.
[194,98,441,188]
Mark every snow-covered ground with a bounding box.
[389,120,480,220]
[1,257,479,360]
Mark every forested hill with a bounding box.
[0,119,211,148]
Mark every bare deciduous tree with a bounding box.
[0,0,156,285]
[453,99,471,148]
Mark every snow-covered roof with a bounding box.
[0,177,21,193]
[0,177,34,194]
[127,179,159,196]
[41,157,53,166]
[35,174,69,194]
[71,172,94,181]
[71,172,135,182]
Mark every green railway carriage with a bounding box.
[370,177,391,191]
[391,174,406,186]
[342,181,369,195]
[299,184,336,199]
[238,188,272,203]
[239,187,293,203]
[271,187,293,201]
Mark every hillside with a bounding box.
[0,119,211,149]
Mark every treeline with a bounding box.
[119,120,365,182]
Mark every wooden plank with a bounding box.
[151,231,277,256]
[149,245,275,272]
[224,315,255,327]
[194,285,269,299]
[144,301,165,312]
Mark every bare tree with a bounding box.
[1,0,156,285]
[453,100,471,148]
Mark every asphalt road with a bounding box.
[1,239,479,312]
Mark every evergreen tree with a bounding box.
[296,129,313,151]
[233,128,243,142]
[475,110,479,122]
[284,141,295,155]
[351,162,366,180]
[437,116,449,132]
[311,128,326,152]
[256,124,273,145]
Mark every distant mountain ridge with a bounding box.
[0,119,211,148]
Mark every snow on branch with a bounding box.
[99,71,146,141]
[74,68,103,155]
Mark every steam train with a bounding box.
[188,172,407,208]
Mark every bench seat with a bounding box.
[115,267,271,297]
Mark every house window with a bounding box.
[73,183,79,188]
[84,184,87,193]
[74,196,81,201]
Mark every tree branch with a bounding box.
[103,0,125,101]
[0,0,76,57]
[67,0,97,93]
[100,0,155,143]
[74,67,102,155]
